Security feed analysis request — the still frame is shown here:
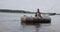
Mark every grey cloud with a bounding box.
[0,0,60,13]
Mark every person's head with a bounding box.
[37,9,40,12]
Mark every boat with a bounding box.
[21,15,51,24]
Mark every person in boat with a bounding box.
[35,9,42,18]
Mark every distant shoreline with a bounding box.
[0,9,60,15]
[0,9,35,14]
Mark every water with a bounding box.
[0,12,60,32]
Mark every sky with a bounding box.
[0,0,60,13]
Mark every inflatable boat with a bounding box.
[21,15,51,24]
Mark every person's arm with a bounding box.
[35,12,37,17]
[39,12,42,18]
[39,12,41,15]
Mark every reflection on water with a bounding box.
[0,12,60,32]
[21,22,51,32]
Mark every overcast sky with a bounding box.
[0,0,60,13]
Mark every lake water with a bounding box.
[0,12,60,32]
